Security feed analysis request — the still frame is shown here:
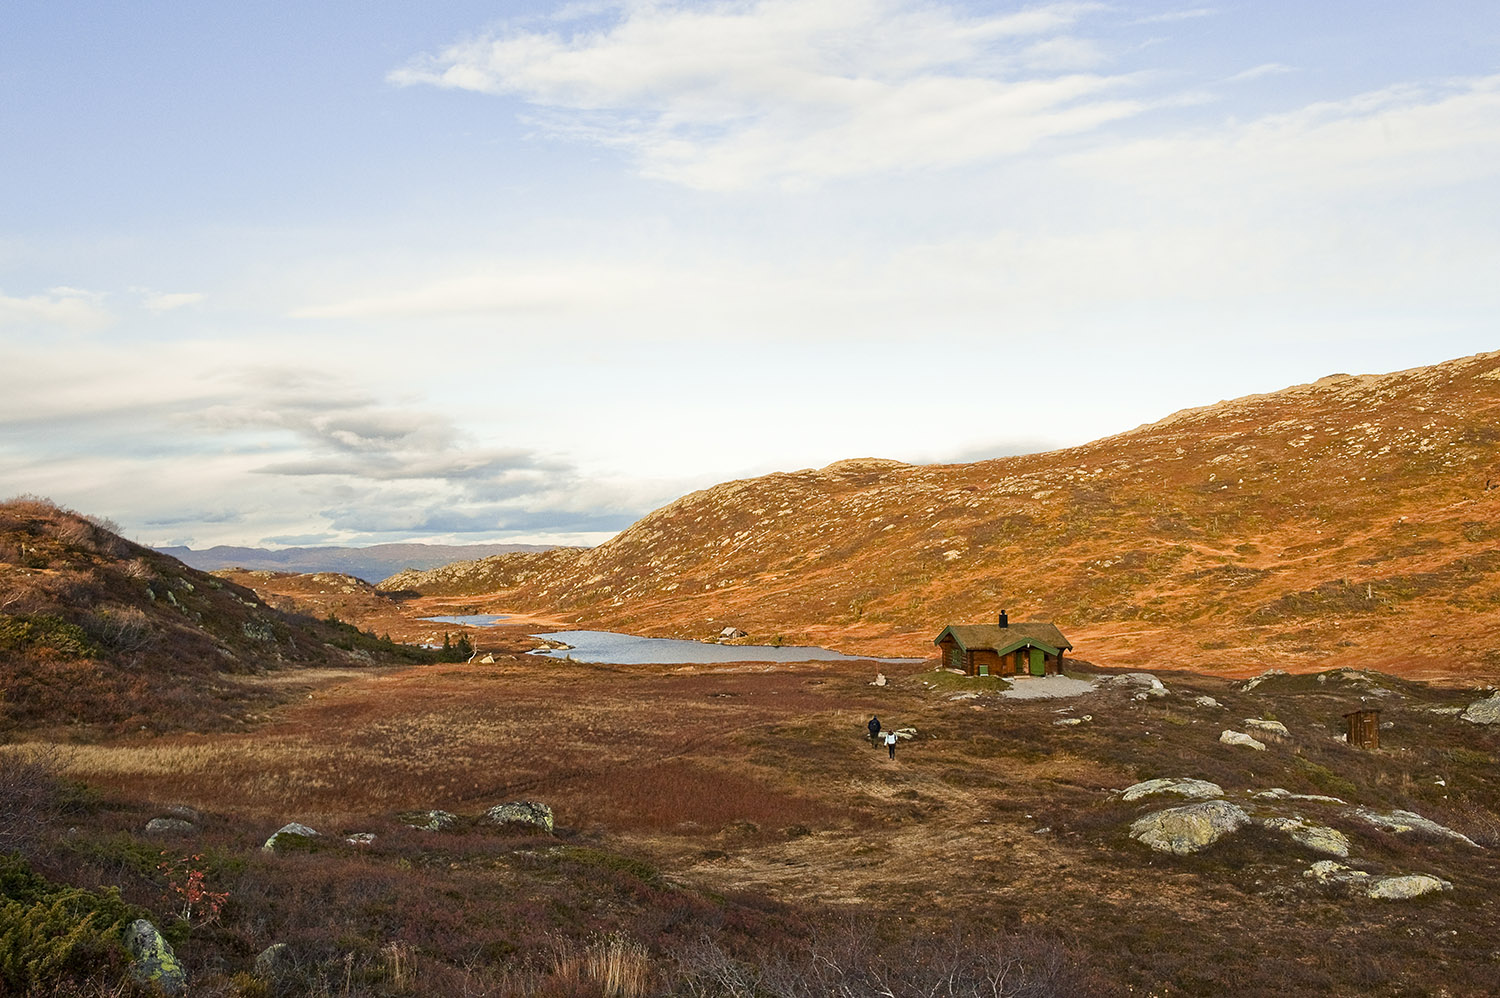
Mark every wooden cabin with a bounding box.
[933,611,1072,677]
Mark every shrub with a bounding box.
[0,855,142,992]
[0,614,97,659]
[0,746,62,856]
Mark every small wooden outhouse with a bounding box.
[933,611,1072,677]
[1344,708,1381,749]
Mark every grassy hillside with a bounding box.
[0,498,435,736]
[412,352,1500,680]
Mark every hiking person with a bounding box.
[884,729,898,760]
[867,715,881,746]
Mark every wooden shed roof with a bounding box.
[934,622,1072,652]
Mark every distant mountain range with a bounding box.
[154,542,558,584]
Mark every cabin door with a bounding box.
[1029,648,1045,676]
[978,660,989,677]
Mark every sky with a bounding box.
[2,1,1498,549]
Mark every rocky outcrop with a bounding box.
[1240,669,1287,692]
[1460,693,1500,724]
[1121,778,1224,802]
[1260,816,1350,857]
[484,801,554,833]
[1255,788,1347,805]
[1351,808,1479,847]
[254,942,293,981]
[1129,800,1251,855]
[124,919,186,995]
[1194,696,1223,708]
[1220,730,1266,751]
[263,822,319,852]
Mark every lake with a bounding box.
[527,630,921,665]
[419,614,511,627]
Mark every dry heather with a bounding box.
[10,652,1500,996]
[391,351,1500,681]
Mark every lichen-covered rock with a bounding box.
[1243,718,1290,737]
[400,809,458,831]
[1102,673,1168,696]
[1260,816,1350,857]
[1366,874,1452,900]
[1460,693,1500,724]
[1129,800,1251,855]
[1352,808,1479,847]
[1304,860,1370,886]
[1121,778,1224,802]
[1220,730,1266,750]
[254,942,293,980]
[1194,696,1223,708]
[262,821,319,851]
[484,801,554,833]
[145,817,195,835]
[124,919,186,995]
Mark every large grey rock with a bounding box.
[400,809,458,831]
[1243,718,1290,738]
[123,919,186,995]
[1220,730,1266,751]
[1102,673,1168,695]
[145,817,195,836]
[1121,778,1224,802]
[262,822,319,852]
[1460,693,1500,724]
[1260,816,1350,857]
[1352,808,1479,847]
[1194,696,1223,708]
[1366,874,1452,900]
[1130,800,1251,855]
[484,801,554,833]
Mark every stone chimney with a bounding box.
[999,609,1008,628]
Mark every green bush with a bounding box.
[0,614,97,658]
[0,854,141,990]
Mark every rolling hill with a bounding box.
[387,351,1500,681]
[0,498,433,735]
[155,541,556,583]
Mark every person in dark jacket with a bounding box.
[867,715,881,746]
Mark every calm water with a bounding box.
[527,630,920,665]
[419,614,510,627]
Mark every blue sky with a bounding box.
[3,1,1498,548]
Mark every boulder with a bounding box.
[894,727,917,741]
[145,817,195,836]
[254,942,293,981]
[1220,730,1267,751]
[484,801,554,833]
[262,822,319,852]
[1351,808,1479,847]
[1460,693,1500,725]
[870,672,887,687]
[123,919,186,995]
[1129,800,1251,855]
[1243,718,1290,737]
[1121,778,1224,802]
[1102,673,1168,696]
[1366,874,1452,900]
[1194,696,1223,708]
[479,654,496,663]
[346,832,377,846]
[400,809,458,831]
[1259,816,1350,857]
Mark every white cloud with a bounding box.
[140,291,205,313]
[1225,62,1293,84]
[0,286,114,332]
[390,0,1148,189]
